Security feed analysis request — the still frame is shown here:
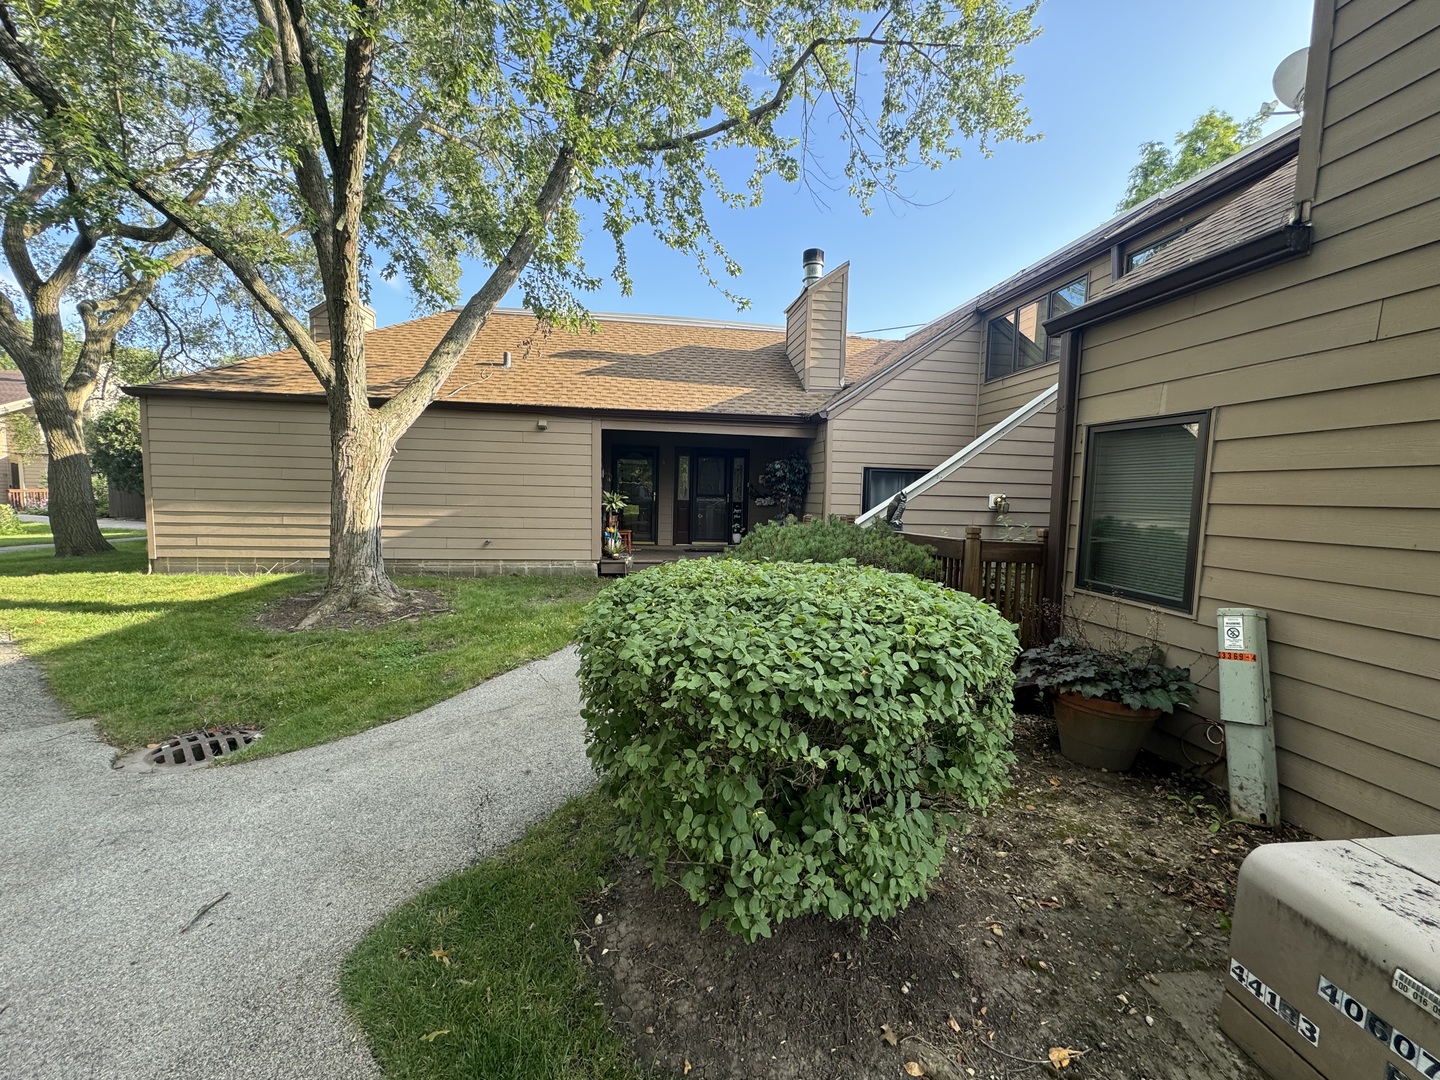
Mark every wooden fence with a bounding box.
[107,483,145,520]
[903,526,1048,647]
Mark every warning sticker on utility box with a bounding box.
[1222,615,1246,651]
[1394,968,1440,1023]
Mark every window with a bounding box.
[1077,413,1210,611]
[985,275,1088,379]
[862,467,927,513]
[1124,227,1189,274]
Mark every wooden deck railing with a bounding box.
[6,487,47,511]
[903,526,1048,647]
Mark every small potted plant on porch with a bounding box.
[1018,637,1198,771]
[601,490,629,558]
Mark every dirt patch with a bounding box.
[582,713,1310,1080]
[253,588,451,632]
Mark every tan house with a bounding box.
[1,370,45,505]
[131,137,1255,576]
[877,0,1439,841]
[132,0,1434,839]
[131,285,902,575]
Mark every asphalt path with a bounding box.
[0,642,594,1079]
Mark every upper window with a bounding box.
[1124,227,1189,274]
[862,467,927,513]
[1077,413,1210,612]
[985,275,1088,380]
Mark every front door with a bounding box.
[691,451,747,543]
[613,448,658,544]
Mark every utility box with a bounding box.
[1220,835,1440,1080]
[1217,607,1280,826]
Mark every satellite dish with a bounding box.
[1272,48,1309,112]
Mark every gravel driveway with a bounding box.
[0,641,594,1079]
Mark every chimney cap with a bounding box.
[803,247,825,264]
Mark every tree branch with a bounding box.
[0,2,65,115]
[637,36,949,152]
[1,162,53,299]
[0,291,32,364]
[282,0,340,169]
[379,145,576,430]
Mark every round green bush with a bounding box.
[727,515,941,579]
[0,504,19,535]
[577,558,1019,941]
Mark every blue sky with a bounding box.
[371,0,1315,339]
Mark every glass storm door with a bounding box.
[692,453,730,542]
[614,449,658,543]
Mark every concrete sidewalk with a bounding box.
[15,514,146,530]
[0,642,594,1079]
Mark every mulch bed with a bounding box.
[252,588,451,632]
[582,713,1310,1080]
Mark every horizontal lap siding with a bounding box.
[805,425,827,517]
[902,404,1056,537]
[145,399,595,563]
[826,326,981,517]
[1060,0,1440,839]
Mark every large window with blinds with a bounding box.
[1077,413,1210,611]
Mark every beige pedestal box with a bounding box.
[1219,835,1440,1080]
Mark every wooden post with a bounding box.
[1035,527,1049,601]
[962,526,983,598]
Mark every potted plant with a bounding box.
[1018,636,1198,770]
[601,490,628,557]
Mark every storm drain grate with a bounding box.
[144,728,262,767]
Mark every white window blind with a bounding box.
[1079,418,1205,609]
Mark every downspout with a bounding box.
[1043,329,1081,618]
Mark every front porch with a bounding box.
[597,424,814,571]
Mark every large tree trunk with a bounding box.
[297,321,405,628]
[26,370,112,558]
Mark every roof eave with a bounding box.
[126,383,817,426]
[1045,222,1313,336]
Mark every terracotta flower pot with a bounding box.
[1053,692,1161,771]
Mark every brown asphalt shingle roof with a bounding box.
[137,310,898,419]
[1095,157,1300,301]
[0,371,32,407]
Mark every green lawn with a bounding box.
[0,545,603,757]
[0,524,148,548]
[342,792,641,1080]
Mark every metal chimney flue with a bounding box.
[802,248,825,288]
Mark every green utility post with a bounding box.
[1216,607,1281,827]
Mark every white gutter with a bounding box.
[0,397,34,417]
[855,382,1059,527]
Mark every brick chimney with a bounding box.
[308,300,377,343]
[784,249,848,392]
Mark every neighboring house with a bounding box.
[0,370,45,500]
